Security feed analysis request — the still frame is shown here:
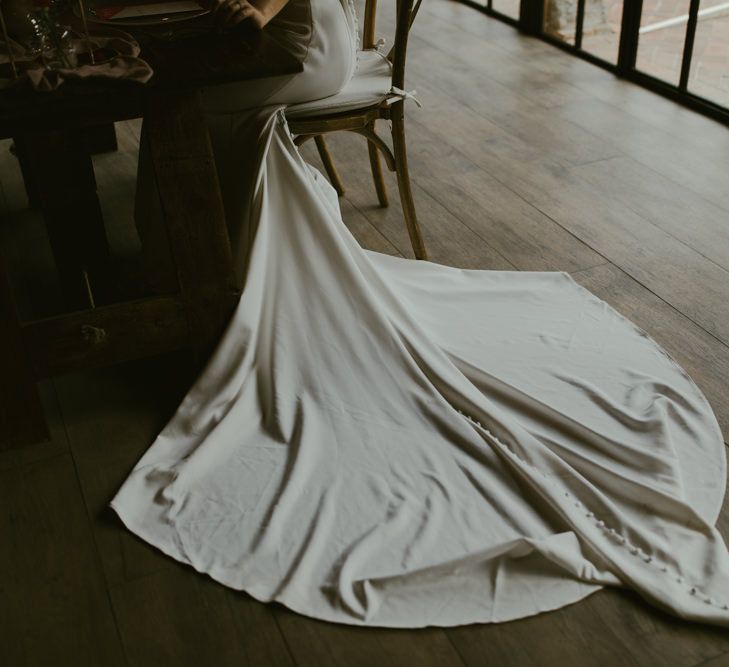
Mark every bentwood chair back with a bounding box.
[287,0,427,260]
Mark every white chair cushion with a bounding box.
[286,49,393,118]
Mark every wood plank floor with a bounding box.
[2,1,729,664]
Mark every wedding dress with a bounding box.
[115,0,729,627]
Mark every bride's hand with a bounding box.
[211,0,267,29]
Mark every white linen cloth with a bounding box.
[114,105,729,627]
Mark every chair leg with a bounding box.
[367,122,389,207]
[314,135,345,197]
[391,105,427,260]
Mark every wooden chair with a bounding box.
[287,0,427,260]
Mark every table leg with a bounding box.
[0,258,48,449]
[19,129,115,311]
[85,123,119,155]
[143,90,238,361]
[14,124,118,209]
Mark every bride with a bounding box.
[117,0,729,628]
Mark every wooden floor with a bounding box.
[2,1,729,665]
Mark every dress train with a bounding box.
[113,109,729,628]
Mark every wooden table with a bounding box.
[0,21,303,448]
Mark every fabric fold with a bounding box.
[113,107,729,628]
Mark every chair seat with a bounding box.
[286,50,393,119]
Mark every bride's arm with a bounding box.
[212,0,290,29]
[250,0,290,26]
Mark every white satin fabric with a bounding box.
[115,106,729,627]
[202,0,357,285]
[201,0,356,113]
[286,48,393,118]
[117,2,729,628]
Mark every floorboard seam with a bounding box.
[51,379,132,667]
[562,114,729,219]
[416,12,729,224]
[339,194,404,258]
[567,261,613,277]
[458,162,729,350]
[442,628,473,667]
[0,448,67,471]
[565,166,729,274]
[407,115,612,270]
[693,647,729,667]
[224,593,299,666]
[409,180,518,269]
[270,610,311,667]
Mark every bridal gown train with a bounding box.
[114,0,729,627]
